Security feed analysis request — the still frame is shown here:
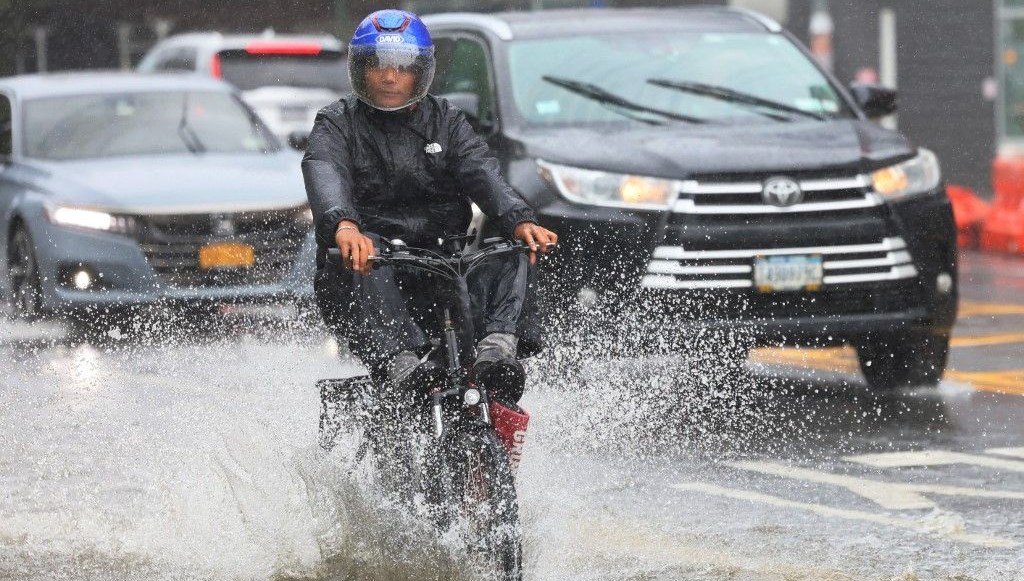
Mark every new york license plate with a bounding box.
[753,255,823,292]
[199,242,255,270]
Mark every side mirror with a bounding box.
[849,83,898,119]
[439,92,484,130]
[287,130,309,151]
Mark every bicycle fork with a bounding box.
[432,307,491,438]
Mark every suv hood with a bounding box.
[516,119,915,178]
[27,151,307,214]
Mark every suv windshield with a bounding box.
[23,91,277,160]
[217,50,349,92]
[507,32,852,126]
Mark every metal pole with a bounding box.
[879,7,898,129]
[116,23,133,71]
[32,26,47,73]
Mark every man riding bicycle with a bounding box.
[303,9,558,405]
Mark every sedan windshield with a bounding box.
[507,32,852,126]
[23,91,277,160]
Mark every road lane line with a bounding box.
[754,348,1024,396]
[845,450,1024,472]
[729,461,935,509]
[958,300,1024,318]
[946,370,1024,396]
[730,461,1024,508]
[673,481,1016,548]
[986,447,1024,459]
[950,333,1024,348]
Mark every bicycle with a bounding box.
[317,235,536,581]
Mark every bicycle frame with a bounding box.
[327,236,528,439]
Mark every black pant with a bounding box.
[314,240,539,383]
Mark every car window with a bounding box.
[154,47,198,71]
[22,91,278,160]
[433,37,495,126]
[431,37,456,95]
[0,95,11,157]
[216,49,349,92]
[507,32,852,126]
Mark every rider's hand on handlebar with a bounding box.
[335,220,375,276]
[513,222,558,266]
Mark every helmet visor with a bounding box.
[349,44,436,111]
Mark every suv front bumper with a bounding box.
[536,186,957,346]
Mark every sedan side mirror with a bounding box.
[849,83,898,119]
[287,130,309,151]
[439,92,484,131]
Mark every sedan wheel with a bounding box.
[7,226,44,320]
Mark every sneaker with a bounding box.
[472,333,525,404]
[386,350,446,399]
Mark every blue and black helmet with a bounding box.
[349,10,435,111]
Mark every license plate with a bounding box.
[199,242,254,270]
[754,254,823,292]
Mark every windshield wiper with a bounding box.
[647,79,827,122]
[177,93,206,154]
[542,75,706,125]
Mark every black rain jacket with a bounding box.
[302,94,537,261]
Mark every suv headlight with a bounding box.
[871,148,941,200]
[537,159,676,209]
[46,205,135,233]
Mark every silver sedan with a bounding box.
[0,72,316,320]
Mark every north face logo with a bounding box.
[424,143,442,154]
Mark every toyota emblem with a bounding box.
[762,176,803,207]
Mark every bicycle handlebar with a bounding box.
[327,237,554,280]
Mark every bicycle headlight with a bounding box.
[537,159,676,209]
[871,148,941,200]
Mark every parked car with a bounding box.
[422,8,958,390]
[0,72,314,321]
[138,32,349,142]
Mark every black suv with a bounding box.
[422,8,957,390]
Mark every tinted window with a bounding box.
[23,91,277,160]
[0,95,11,157]
[217,50,350,92]
[434,38,495,125]
[155,47,198,71]
[507,32,852,126]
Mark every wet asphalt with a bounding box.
[1,250,1023,580]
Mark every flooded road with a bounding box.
[2,251,1023,580]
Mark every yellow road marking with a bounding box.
[947,370,1024,396]
[959,300,1024,318]
[951,333,1024,347]
[752,348,1024,396]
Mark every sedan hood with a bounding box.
[29,151,307,214]
[515,119,914,178]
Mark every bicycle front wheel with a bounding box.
[434,423,523,581]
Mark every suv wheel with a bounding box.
[855,332,949,390]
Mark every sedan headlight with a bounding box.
[871,148,941,200]
[46,205,134,233]
[537,159,676,209]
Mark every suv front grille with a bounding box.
[642,236,917,291]
[673,174,881,215]
[137,209,307,289]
